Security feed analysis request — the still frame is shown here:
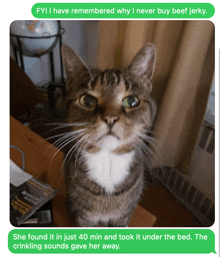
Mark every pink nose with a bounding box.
[102,116,119,129]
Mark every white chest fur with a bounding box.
[84,150,135,194]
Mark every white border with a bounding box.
[3,0,219,256]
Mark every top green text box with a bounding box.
[32,3,215,19]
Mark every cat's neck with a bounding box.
[84,149,135,194]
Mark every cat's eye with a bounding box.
[79,94,97,108]
[122,95,140,108]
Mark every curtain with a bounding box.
[96,20,214,173]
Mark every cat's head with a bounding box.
[61,44,156,154]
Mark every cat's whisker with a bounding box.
[73,134,93,168]
[141,136,156,145]
[63,133,89,168]
[74,134,91,166]
[137,137,156,160]
[78,133,95,165]
[46,135,71,155]
[49,132,86,165]
[45,122,90,133]
[139,144,156,164]
[45,122,90,127]
[46,129,86,154]
[142,138,157,149]
[45,129,87,141]
[142,134,156,142]
[137,133,157,149]
[137,132,156,141]
[142,139,155,155]
[52,133,83,154]
[46,134,73,155]
[84,133,94,152]
[145,129,156,135]
[46,132,72,142]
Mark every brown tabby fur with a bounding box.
[61,43,156,227]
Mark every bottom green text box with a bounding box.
[8,228,216,254]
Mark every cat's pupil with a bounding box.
[84,95,94,106]
[128,96,136,106]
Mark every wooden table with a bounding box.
[10,116,156,227]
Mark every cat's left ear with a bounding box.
[61,44,93,79]
[128,43,156,81]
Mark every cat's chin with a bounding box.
[96,134,120,151]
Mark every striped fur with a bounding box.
[61,44,156,227]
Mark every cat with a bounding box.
[60,43,157,227]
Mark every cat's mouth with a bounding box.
[95,132,120,151]
[97,131,120,141]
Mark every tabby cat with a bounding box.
[60,43,156,227]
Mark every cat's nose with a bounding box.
[102,116,119,129]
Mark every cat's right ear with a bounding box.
[61,44,93,79]
[128,43,156,81]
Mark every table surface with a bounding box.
[10,116,156,227]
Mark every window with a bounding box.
[204,75,215,126]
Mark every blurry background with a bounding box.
[10,20,215,227]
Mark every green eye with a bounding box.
[122,95,140,108]
[79,94,97,108]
